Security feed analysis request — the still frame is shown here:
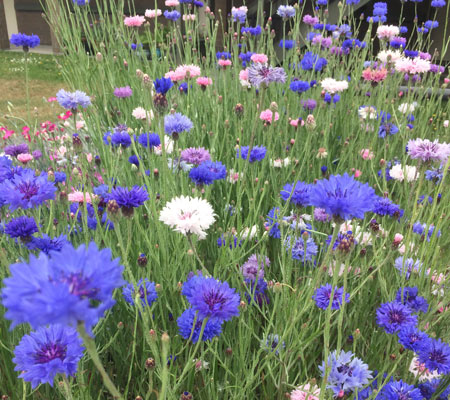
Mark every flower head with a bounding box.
[395,287,428,313]
[56,89,91,111]
[319,350,372,397]
[122,278,158,307]
[309,173,377,220]
[418,339,450,375]
[313,284,350,310]
[0,169,56,211]
[10,33,40,50]
[280,181,311,207]
[284,236,318,263]
[109,186,148,210]
[1,242,124,331]
[241,254,270,280]
[138,132,161,148]
[4,216,38,240]
[154,77,173,94]
[378,380,424,400]
[376,301,418,334]
[247,63,286,88]
[277,5,296,18]
[290,384,321,400]
[177,308,222,343]
[180,147,211,165]
[237,146,267,162]
[398,326,430,353]
[164,113,193,137]
[189,161,227,186]
[407,138,450,163]
[183,276,240,321]
[12,325,83,388]
[113,86,133,98]
[26,234,70,255]
[159,196,216,239]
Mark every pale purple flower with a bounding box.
[180,147,211,165]
[247,63,286,88]
[407,138,450,163]
[114,86,133,98]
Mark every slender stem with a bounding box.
[24,50,30,122]
[77,322,123,399]
[159,333,170,400]
[62,375,74,400]
[187,234,209,275]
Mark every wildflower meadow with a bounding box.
[1,0,450,399]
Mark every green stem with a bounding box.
[62,375,74,400]
[24,50,30,122]
[187,234,209,275]
[77,322,123,399]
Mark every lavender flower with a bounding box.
[113,86,133,98]
[247,63,286,88]
[180,147,211,165]
[164,113,193,138]
[407,138,450,163]
[56,89,91,111]
[241,254,270,280]
[277,5,296,18]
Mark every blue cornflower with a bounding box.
[10,33,40,50]
[241,25,262,36]
[284,236,318,263]
[0,169,56,211]
[189,161,226,186]
[309,173,377,220]
[431,0,446,6]
[313,284,349,310]
[378,380,423,400]
[424,20,438,29]
[398,326,430,353]
[109,186,148,213]
[390,37,406,48]
[216,51,231,59]
[164,10,181,21]
[54,172,66,183]
[261,334,285,355]
[376,302,418,334]
[378,123,399,138]
[372,197,403,219]
[128,155,139,166]
[418,339,450,375]
[266,207,281,238]
[0,156,13,183]
[394,257,423,279]
[404,50,419,58]
[239,51,254,66]
[277,5,296,18]
[73,0,90,5]
[289,80,310,94]
[244,279,269,306]
[1,242,124,331]
[217,234,242,249]
[317,0,327,5]
[108,130,131,148]
[280,181,311,206]
[26,234,70,255]
[137,132,161,148]
[164,113,193,137]
[413,222,441,241]
[154,77,173,94]
[300,52,328,71]
[279,40,295,49]
[346,0,360,4]
[395,287,428,313]
[319,350,372,397]
[237,146,266,162]
[122,278,158,307]
[177,308,222,343]
[418,379,450,400]
[56,89,91,111]
[373,2,388,15]
[183,276,240,322]
[12,325,83,389]
[4,216,38,240]
[425,167,443,183]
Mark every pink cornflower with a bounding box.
[17,153,33,164]
[182,14,196,21]
[145,9,162,18]
[362,67,388,83]
[360,149,374,160]
[376,25,400,40]
[124,15,146,27]
[395,57,431,74]
[290,118,304,128]
[165,69,186,82]
[250,53,268,63]
[354,169,362,178]
[165,0,179,6]
[290,384,321,400]
[176,64,201,79]
[196,77,212,88]
[259,109,279,123]
[303,14,319,26]
[218,59,232,67]
[68,191,93,203]
[239,69,249,80]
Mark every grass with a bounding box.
[0,51,67,127]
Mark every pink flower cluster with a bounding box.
[260,109,279,123]
[362,67,388,83]
[165,64,201,81]
[376,25,400,40]
[250,54,268,63]
[395,57,431,74]
[124,15,146,27]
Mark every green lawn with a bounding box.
[0,51,67,127]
